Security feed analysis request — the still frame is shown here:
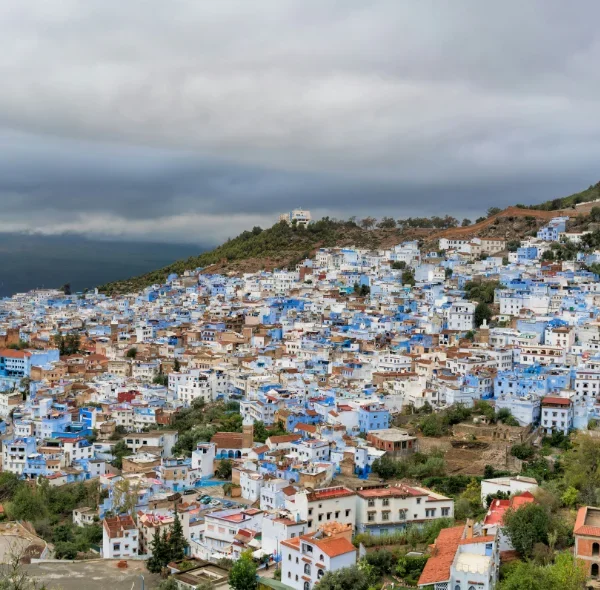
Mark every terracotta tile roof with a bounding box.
[295,423,317,433]
[418,526,463,586]
[574,506,600,537]
[280,537,301,551]
[541,396,571,406]
[267,434,302,444]
[312,536,356,558]
[306,487,355,502]
[0,349,31,358]
[459,534,495,545]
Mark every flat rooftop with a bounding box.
[368,428,416,441]
[586,507,600,528]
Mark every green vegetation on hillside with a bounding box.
[98,181,600,295]
[526,180,600,211]
[99,218,392,294]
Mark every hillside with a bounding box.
[99,182,600,295]
[526,180,600,211]
[98,219,432,294]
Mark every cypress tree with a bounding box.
[168,505,189,561]
[147,528,167,573]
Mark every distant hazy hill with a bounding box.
[0,233,201,298]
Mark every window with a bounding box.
[304,564,311,575]
[382,511,390,521]
[592,563,599,577]
[367,499,375,507]
[367,512,376,522]
[304,583,310,590]
[442,507,450,517]
[416,498,421,504]
[593,542,600,557]
[318,569,325,579]
[382,498,390,507]
[288,555,291,561]
[288,572,291,578]
[345,509,351,517]
[319,554,324,561]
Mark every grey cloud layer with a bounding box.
[1,1,599,242]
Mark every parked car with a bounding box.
[209,499,221,507]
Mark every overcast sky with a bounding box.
[1,1,599,244]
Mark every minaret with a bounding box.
[242,414,254,449]
[110,319,119,343]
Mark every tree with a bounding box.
[317,565,370,590]
[487,206,502,217]
[126,347,138,359]
[228,550,257,590]
[563,433,600,494]
[360,217,376,230]
[371,456,401,480]
[511,444,535,460]
[498,552,586,590]
[474,302,492,327]
[391,261,406,270]
[377,217,397,229]
[548,551,587,589]
[461,218,471,226]
[147,528,170,573]
[60,283,71,296]
[112,478,141,517]
[215,459,233,480]
[8,486,48,522]
[173,358,181,372]
[402,268,416,287]
[153,373,168,386]
[507,240,521,252]
[169,508,189,562]
[253,421,268,443]
[111,440,130,470]
[0,546,49,589]
[503,503,550,558]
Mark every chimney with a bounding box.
[465,519,474,539]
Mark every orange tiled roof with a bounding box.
[574,506,600,537]
[418,526,463,586]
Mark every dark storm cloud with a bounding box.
[1,0,599,242]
